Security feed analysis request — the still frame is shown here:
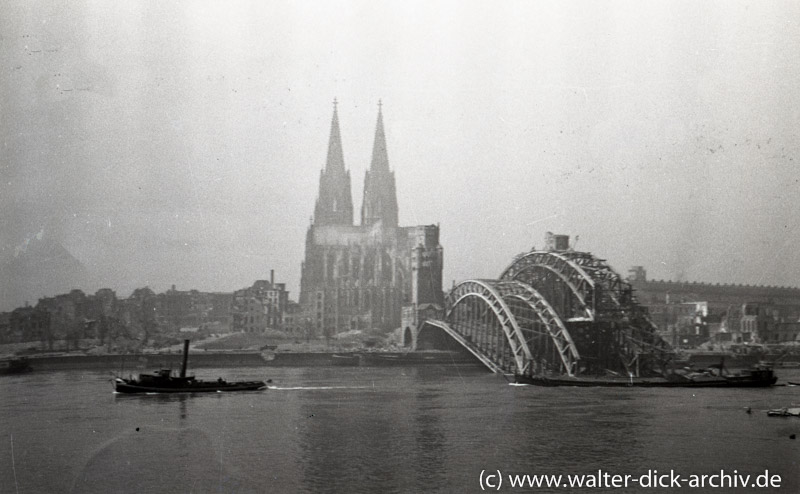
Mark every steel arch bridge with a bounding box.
[416,249,674,378]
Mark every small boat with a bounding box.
[362,353,402,366]
[0,357,33,375]
[113,340,267,394]
[515,366,778,388]
[358,352,478,366]
[767,407,800,417]
[330,353,360,366]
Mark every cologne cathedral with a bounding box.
[299,101,443,336]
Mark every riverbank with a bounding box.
[7,350,482,372]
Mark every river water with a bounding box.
[1,365,799,493]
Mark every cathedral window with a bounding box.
[327,253,336,280]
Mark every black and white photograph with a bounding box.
[1,1,799,492]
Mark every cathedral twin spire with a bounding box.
[361,100,398,227]
[325,98,346,172]
[313,98,353,226]
[313,99,398,228]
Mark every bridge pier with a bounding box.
[401,303,445,350]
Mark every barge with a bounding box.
[515,366,777,388]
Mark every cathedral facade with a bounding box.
[299,101,443,336]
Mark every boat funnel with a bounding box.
[180,339,190,378]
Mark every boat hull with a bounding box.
[0,358,33,375]
[515,371,777,388]
[330,354,361,366]
[358,352,478,366]
[114,378,267,394]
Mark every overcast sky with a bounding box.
[2,1,799,309]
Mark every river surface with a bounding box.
[1,365,799,493]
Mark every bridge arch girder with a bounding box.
[557,252,675,367]
[501,250,675,373]
[444,279,581,376]
[500,282,581,375]
[447,280,533,374]
[500,252,595,321]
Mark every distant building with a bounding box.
[91,288,118,319]
[158,285,197,329]
[8,305,50,344]
[299,101,443,336]
[203,292,234,333]
[279,300,301,334]
[155,286,230,331]
[232,271,289,333]
[769,321,800,344]
[37,289,87,323]
[628,267,800,346]
[0,312,10,343]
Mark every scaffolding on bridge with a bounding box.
[416,247,674,378]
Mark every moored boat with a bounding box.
[330,353,361,366]
[0,357,33,375]
[515,366,778,388]
[113,340,267,394]
[358,351,479,366]
[767,407,800,417]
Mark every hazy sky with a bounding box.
[2,1,799,309]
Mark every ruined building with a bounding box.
[231,270,289,333]
[628,267,800,345]
[299,101,443,336]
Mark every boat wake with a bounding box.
[266,385,371,391]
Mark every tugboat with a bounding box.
[114,340,267,394]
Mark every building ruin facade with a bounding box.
[628,267,800,346]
